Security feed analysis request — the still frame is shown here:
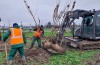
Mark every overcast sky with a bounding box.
[0,0,100,26]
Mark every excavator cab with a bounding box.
[75,10,100,40]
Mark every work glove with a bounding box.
[24,41,26,46]
[37,37,41,39]
[24,43,26,46]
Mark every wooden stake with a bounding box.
[5,42,8,64]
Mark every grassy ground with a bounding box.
[43,50,100,65]
[1,28,72,37]
[23,29,100,65]
[24,29,72,37]
[0,44,100,65]
[0,28,100,65]
[0,52,5,64]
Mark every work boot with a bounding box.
[22,56,26,61]
[29,43,35,49]
[38,44,41,48]
[8,60,13,65]
[22,56,27,65]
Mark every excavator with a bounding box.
[55,9,100,49]
[69,9,100,49]
[69,9,100,40]
[43,9,100,54]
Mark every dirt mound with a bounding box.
[2,48,51,65]
[0,41,51,65]
[86,53,100,65]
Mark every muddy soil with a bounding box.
[0,41,10,52]
[2,48,50,65]
[0,41,51,65]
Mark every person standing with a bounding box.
[40,25,44,38]
[29,26,42,49]
[2,23,26,65]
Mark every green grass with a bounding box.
[24,32,33,37]
[0,52,5,64]
[43,50,100,65]
[64,31,72,36]
[0,28,72,37]
[23,29,72,37]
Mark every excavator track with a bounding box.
[78,40,100,50]
[65,37,100,50]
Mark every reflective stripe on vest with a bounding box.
[11,28,22,38]
[10,28,24,45]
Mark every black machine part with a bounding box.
[55,9,95,44]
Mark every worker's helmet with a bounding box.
[13,23,18,27]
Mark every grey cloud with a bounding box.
[0,0,100,26]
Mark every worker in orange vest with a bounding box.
[29,26,42,49]
[2,23,26,65]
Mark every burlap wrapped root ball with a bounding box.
[42,41,52,49]
[51,44,66,54]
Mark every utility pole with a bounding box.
[0,18,1,40]
[9,21,10,27]
[29,23,31,32]
[21,21,23,29]
[3,24,5,36]
[39,19,40,26]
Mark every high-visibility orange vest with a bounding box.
[10,28,24,45]
[33,30,42,37]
